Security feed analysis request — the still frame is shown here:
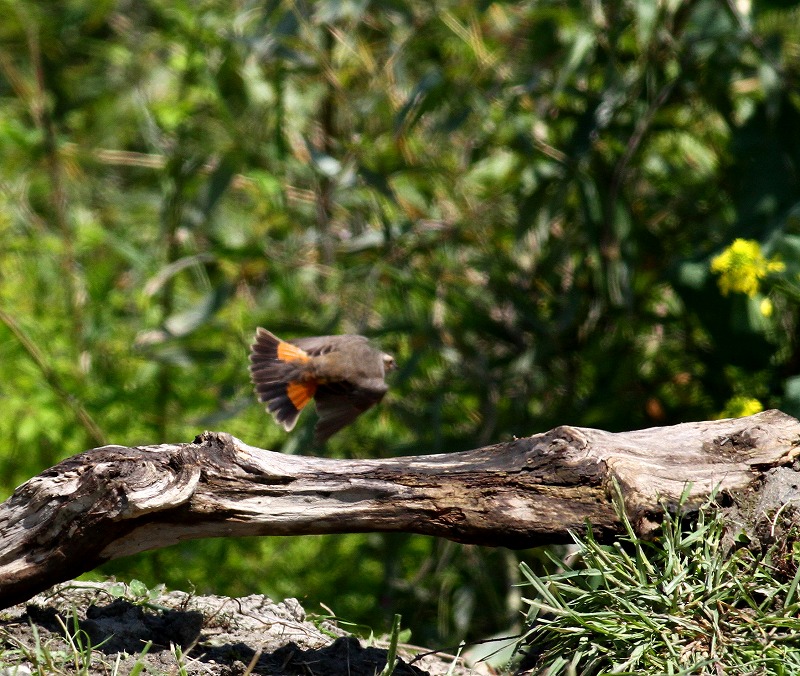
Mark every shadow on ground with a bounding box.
[0,581,476,675]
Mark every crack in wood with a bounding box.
[1,410,799,608]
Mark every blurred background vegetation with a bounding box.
[2,0,800,653]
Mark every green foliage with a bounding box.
[1,0,800,649]
[519,496,800,674]
[378,614,403,676]
[106,578,167,609]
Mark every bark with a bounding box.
[1,409,799,610]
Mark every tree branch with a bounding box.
[1,410,799,609]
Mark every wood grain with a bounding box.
[1,410,798,609]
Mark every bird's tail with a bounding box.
[249,328,318,431]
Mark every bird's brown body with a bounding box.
[249,328,395,443]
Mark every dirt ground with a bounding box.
[0,581,494,675]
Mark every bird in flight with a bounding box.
[249,328,396,443]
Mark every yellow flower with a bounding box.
[710,239,785,297]
[718,396,763,419]
[759,297,773,317]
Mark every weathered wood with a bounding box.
[1,410,799,610]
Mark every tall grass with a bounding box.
[518,490,800,674]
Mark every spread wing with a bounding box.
[313,380,388,444]
[290,334,368,357]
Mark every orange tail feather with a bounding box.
[286,380,317,411]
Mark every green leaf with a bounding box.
[394,68,444,135]
[128,579,149,598]
[203,154,239,217]
[163,284,232,338]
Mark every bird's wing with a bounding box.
[290,334,368,357]
[249,328,315,431]
[313,380,388,443]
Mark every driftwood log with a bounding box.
[1,409,800,610]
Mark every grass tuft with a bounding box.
[518,489,800,675]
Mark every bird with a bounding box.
[248,328,396,443]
